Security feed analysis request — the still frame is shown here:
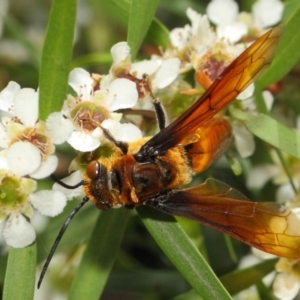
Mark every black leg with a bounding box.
[152,99,166,131]
[101,126,128,154]
[142,74,166,131]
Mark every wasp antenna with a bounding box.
[37,196,89,288]
[51,174,85,189]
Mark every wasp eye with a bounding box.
[86,160,100,180]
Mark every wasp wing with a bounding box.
[146,178,300,258]
[138,26,282,158]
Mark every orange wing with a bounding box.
[146,178,300,258]
[137,26,282,158]
[184,118,233,173]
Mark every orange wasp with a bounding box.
[38,25,300,288]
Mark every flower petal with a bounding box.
[68,131,100,152]
[152,58,181,89]
[46,112,74,144]
[0,151,8,170]
[53,170,84,200]
[273,272,300,300]
[246,164,279,189]
[0,123,9,148]
[13,88,38,126]
[69,68,93,100]
[207,0,239,25]
[7,141,41,176]
[232,123,255,158]
[30,155,58,179]
[252,0,284,28]
[216,21,248,43]
[105,78,138,111]
[237,83,255,100]
[131,59,160,79]
[3,214,36,248]
[276,182,297,204]
[0,81,20,112]
[262,90,274,111]
[170,27,191,49]
[30,190,67,217]
[102,119,142,142]
[110,42,131,65]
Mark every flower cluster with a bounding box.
[0,82,67,247]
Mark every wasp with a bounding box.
[38,25,300,288]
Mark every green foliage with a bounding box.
[3,244,36,300]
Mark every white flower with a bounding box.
[58,67,139,152]
[273,273,300,300]
[246,163,279,189]
[3,214,36,248]
[131,57,181,90]
[168,8,218,70]
[0,168,67,248]
[207,0,247,43]
[0,80,69,248]
[110,41,181,94]
[207,0,239,25]
[276,181,299,204]
[207,0,283,43]
[0,82,59,179]
[232,121,255,158]
[252,0,284,28]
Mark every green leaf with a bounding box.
[256,281,277,300]
[37,203,98,263]
[71,53,113,69]
[95,0,169,48]
[69,209,130,300]
[0,254,8,284]
[127,0,160,59]
[258,1,300,88]
[220,258,277,295]
[105,270,190,297]
[38,0,76,120]
[137,206,231,300]
[145,18,170,49]
[230,107,300,159]
[3,243,37,300]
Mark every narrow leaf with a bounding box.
[38,0,76,120]
[127,0,160,58]
[230,107,300,159]
[258,1,300,88]
[69,209,130,300]
[137,206,231,300]
[220,258,277,295]
[95,0,169,48]
[3,243,37,300]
